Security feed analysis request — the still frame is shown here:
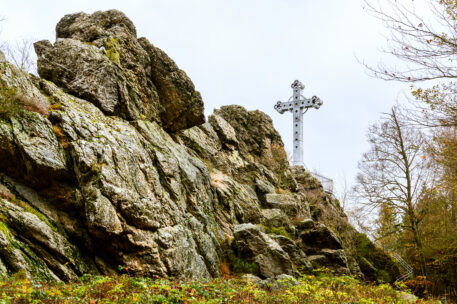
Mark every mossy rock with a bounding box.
[354,233,400,283]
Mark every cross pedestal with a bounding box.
[274,80,323,166]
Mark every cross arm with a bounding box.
[274,101,293,114]
[310,96,323,109]
[274,96,323,114]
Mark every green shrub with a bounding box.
[231,256,259,275]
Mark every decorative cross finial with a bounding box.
[274,80,323,166]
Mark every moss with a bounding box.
[14,238,57,282]
[0,80,23,120]
[82,41,97,46]
[354,233,400,283]
[202,159,214,173]
[0,221,13,242]
[376,269,392,283]
[49,103,62,111]
[258,224,291,239]
[105,37,120,65]
[9,196,58,233]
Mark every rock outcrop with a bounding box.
[35,10,204,132]
[0,10,398,282]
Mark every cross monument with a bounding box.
[274,80,323,166]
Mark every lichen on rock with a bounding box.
[0,9,399,284]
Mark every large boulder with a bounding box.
[208,114,239,150]
[138,38,204,132]
[35,10,204,132]
[215,106,286,166]
[233,223,294,278]
[264,193,300,217]
[298,221,343,251]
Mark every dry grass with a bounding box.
[17,94,49,117]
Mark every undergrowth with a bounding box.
[0,273,442,304]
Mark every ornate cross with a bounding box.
[274,80,323,166]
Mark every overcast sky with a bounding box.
[1,0,413,196]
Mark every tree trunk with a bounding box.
[409,214,427,277]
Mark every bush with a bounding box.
[232,256,259,275]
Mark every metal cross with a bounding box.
[274,80,323,166]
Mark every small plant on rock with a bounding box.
[105,37,120,65]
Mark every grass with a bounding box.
[0,272,442,304]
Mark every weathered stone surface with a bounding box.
[139,38,205,132]
[55,10,137,41]
[35,10,204,132]
[0,51,5,62]
[157,225,210,279]
[261,209,289,227]
[0,62,62,187]
[299,222,343,251]
[0,198,89,281]
[264,193,300,217]
[215,106,284,160]
[241,273,263,285]
[0,10,397,283]
[34,37,160,123]
[270,234,312,272]
[208,114,238,150]
[260,274,299,290]
[296,218,316,231]
[211,170,262,229]
[233,223,294,278]
[291,166,323,191]
[320,249,350,274]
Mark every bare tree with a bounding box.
[0,16,36,74]
[4,39,36,74]
[353,106,431,275]
[363,0,457,82]
[0,15,6,52]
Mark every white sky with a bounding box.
[0,0,413,197]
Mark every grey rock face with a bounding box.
[0,10,386,282]
[233,223,294,278]
[208,114,239,150]
[35,38,159,122]
[35,9,204,132]
[139,38,205,132]
[299,222,343,251]
[261,209,289,227]
[264,193,301,217]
